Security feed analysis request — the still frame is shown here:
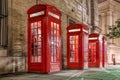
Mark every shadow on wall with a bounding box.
[0,57,27,74]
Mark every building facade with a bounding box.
[0,0,98,74]
[98,0,120,65]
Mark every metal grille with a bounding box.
[0,0,8,48]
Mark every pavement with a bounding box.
[0,65,120,80]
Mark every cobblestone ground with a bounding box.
[0,70,84,80]
[1,65,120,80]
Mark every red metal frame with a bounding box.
[67,24,89,69]
[102,36,107,67]
[27,4,62,73]
[88,33,103,67]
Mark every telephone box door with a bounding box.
[67,34,80,68]
[28,17,45,72]
[47,16,62,72]
[89,41,97,67]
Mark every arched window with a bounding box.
[0,0,8,48]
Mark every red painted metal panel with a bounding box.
[102,36,107,67]
[67,24,89,69]
[27,4,61,73]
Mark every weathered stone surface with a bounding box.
[0,0,98,74]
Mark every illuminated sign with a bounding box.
[69,29,81,32]
[30,11,44,18]
[48,12,59,19]
[89,37,98,40]
[83,29,89,33]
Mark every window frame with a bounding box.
[0,0,8,48]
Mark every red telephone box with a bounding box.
[27,4,62,73]
[102,36,107,67]
[67,24,89,69]
[88,33,103,67]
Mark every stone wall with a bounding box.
[0,0,96,74]
[7,0,84,72]
[98,0,120,64]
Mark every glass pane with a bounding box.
[38,35,41,41]
[31,29,34,34]
[35,56,38,62]
[38,28,41,34]
[34,48,37,55]
[50,22,59,62]
[69,35,79,62]
[38,49,41,55]
[38,42,41,48]
[38,21,41,27]
[89,42,96,63]
[31,23,34,29]
[54,28,57,34]
[34,22,37,28]
[34,29,37,35]
[56,24,59,30]
[38,56,41,62]
[51,47,54,55]
[54,23,56,28]
[32,56,34,62]
[30,21,42,63]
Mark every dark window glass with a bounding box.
[69,19,75,25]
[0,0,8,48]
[0,0,2,15]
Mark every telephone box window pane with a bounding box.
[32,56,34,62]
[31,23,34,29]
[35,56,38,62]
[70,35,79,62]
[38,28,41,34]
[34,22,37,28]
[57,24,60,44]
[56,24,59,30]
[32,30,34,34]
[38,56,41,62]
[33,36,37,43]
[38,49,41,55]
[51,22,53,27]
[51,46,54,54]
[38,35,41,41]
[54,30,57,35]
[34,29,37,35]
[31,22,36,29]
[34,48,38,55]
[30,21,42,63]
[54,23,56,28]
[51,36,54,42]
[89,42,96,63]
[38,42,41,48]
[50,22,58,62]
[38,21,41,27]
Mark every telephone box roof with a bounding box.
[67,24,89,30]
[27,4,61,15]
